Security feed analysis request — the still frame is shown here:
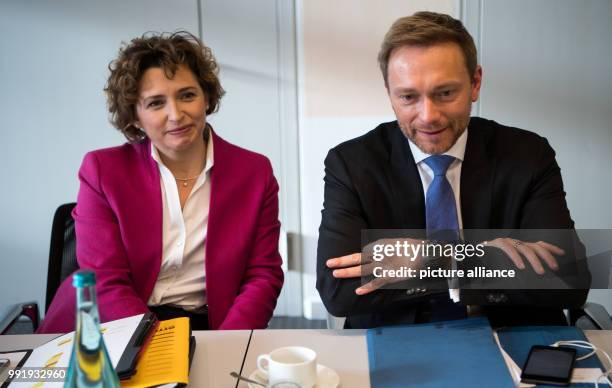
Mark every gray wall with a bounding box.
[475,0,612,229]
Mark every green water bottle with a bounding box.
[64,271,120,387]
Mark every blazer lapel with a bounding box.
[387,123,426,229]
[131,139,163,298]
[205,128,232,327]
[460,120,495,229]
[206,129,223,267]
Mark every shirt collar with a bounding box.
[407,127,468,165]
[150,133,215,174]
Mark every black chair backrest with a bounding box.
[46,203,79,312]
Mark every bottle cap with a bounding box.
[73,271,96,288]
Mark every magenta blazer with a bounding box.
[39,130,284,333]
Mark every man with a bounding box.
[316,11,590,329]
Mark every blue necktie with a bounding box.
[423,155,459,240]
[423,155,466,321]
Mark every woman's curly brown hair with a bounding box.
[105,31,225,142]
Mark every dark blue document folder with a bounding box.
[366,317,514,387]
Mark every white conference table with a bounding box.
[0,329,610,387]
[239,329,369,388]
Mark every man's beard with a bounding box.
[399,119,468,155]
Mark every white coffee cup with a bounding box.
[256,346,317,387]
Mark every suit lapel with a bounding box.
[387,123,426,229]
[460,119,495,228]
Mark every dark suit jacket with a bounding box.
[316,117,590,328]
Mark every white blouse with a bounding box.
[147,137,214,312]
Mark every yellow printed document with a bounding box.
[121,318,190,388]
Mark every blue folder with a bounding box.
[366,317,514,387]
[497,325,605,387]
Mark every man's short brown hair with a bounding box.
[378,11,477,87]
[105,31,224,142]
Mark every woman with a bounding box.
[39,32,284,332]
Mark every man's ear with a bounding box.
[471,65,483,102]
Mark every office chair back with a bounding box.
[46,202,79,312]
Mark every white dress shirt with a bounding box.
[406,129,468,302]
[147,136,214,312]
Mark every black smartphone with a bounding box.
[521,345,577,386]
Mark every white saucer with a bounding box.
[247,364,340,388]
